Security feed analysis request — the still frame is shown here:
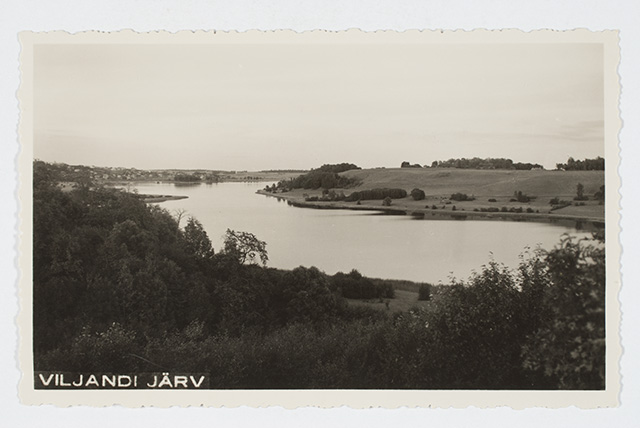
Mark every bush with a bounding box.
[345,188,407,202]
[410,188,426,201]
[488,198,497,203]
[382,197,392,207]
[333,270,394,299]
[418,284,431,301]
[513,191,532,203]
[450,192,475,201]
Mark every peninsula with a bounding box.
[258,166,605,225]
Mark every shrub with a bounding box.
[410,188,426,201]
[382,197,392,207]
[574,183,589,201]
[333,270,394,299]
[513,191,532,203]
[488,198,497,203]
[450,192,475,201]
[594,185,605,201]
[418,284,432,301]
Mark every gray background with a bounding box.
[1,1,638,426]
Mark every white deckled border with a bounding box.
[17,28,622,408]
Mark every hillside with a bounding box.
[263,167,605,222]
[342,168,604,198]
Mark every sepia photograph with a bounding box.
[18,29,620,407]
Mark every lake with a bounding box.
[133,182,591,284]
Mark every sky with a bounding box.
[33,42,604,171]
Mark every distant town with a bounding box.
[38,161,306,185]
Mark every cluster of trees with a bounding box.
[34,161,605,389]
[401,161,423,168]
[511,191,533,203]
[345,188,408,202]
[411,188,426,201]
[332,270,395,299]
[316,163,361,174]
[556,157,604,171]
[431,158,543,170]
[450,192,475,202]
[268,163,361,191]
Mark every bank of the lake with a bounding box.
[256,188,605,228]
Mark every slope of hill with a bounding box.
[261,167,605,222]
[341,168,604,198]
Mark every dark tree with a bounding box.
[223,229,269,266]
[410,188,426,201]
[184,217,215,259]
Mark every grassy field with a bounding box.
[272,167,605,221]
[342,168,604,199]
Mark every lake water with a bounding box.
[133,182,590,284]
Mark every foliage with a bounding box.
[274,163,360,191]
[401,161,422,168]
[332,270,394,299]
[417,284,431,301]
[33,161,605,390]
[410,188,426,201]
[382,196,392,206]
[450,192,475,201]
[574,182,589,201]
[556,156,604,171]
[222,229,269,266]
[521,237,605,389]
[433,157,543,170]
[316,163,361,174]
[513,190,532,203]
[184,217,215,259]
[594,185,605,201]
[345,188,407,202]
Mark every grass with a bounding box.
[272,167,605,221]
[342,168,604,199]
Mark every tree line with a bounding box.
[267,163,361,192]
[34,161,605,389]
[430,157,544,170]
[556,157,605,171]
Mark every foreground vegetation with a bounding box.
[34,161,605,389]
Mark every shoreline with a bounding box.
[256,189,605,228]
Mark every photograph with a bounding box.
[19,29,619,406]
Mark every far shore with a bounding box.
[256,189,605,228]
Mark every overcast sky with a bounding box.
[33,42,604,171]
